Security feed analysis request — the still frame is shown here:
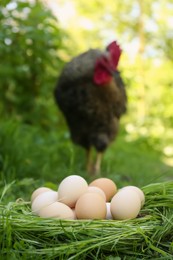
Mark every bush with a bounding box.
[0,0,66,126]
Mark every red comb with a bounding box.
[106,41,122,69]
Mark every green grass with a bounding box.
[0,181,173,259]
[0,118,173,259]
[0,118,172,192]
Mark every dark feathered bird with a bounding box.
[54,41,127,174]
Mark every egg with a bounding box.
[86,186,106,201]
[38,202,75,219]
[110,189,141,220]
[31,187,52,203]
[89,178,117,202]
[58,175,88,208]
[72,208,77,219]
[31,191,58,215]
[106,202,113,220]
[75,193,106,220]
[121,186,145,206]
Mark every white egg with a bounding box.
[58,175,88,208]
[38,202,75,219]
[31,191,58,215]
[72,208,77,219]
[121,186,145,206]
[110,189,141,220]
[31,187,52,203]
[106,202,113,220]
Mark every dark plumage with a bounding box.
[54,41,127,174]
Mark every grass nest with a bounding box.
[0,181,173,259]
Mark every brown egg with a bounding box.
[89,178,117,202]
[75,193,106,220]
[86,186,106,201]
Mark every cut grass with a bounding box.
[0,181,173,259]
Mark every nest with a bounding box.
[0,181,173,259]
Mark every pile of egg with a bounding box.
[31,175,145,220]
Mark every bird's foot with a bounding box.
[86,149,102,176]
[87,163,100,176]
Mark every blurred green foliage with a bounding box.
[0,0,173,192]
[0,0,173,131]
[0,118,172,204]
[0,3,173,260]
[0,0,67,126]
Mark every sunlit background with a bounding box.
[45,0,173,166]
[1,3,173,258]
[0,0,173,184]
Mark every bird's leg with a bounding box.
[86,148,93,174]
[93,152,103,175]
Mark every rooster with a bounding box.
[54,41,127,174]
